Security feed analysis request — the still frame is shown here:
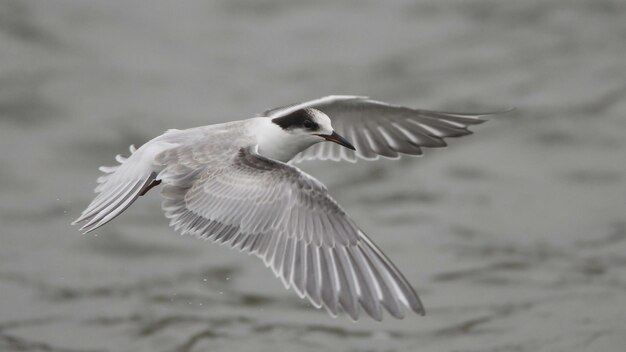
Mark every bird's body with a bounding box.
[74,95,502,321]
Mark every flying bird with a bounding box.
[73,95,502,320]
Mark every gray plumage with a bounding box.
[73,95,504,320]
[262,95,496,162]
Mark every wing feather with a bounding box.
[262,95,506,162]
[156,145,424,320]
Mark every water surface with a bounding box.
[1,1,626,351]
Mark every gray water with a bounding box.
[1,0,626,351]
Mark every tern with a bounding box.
[73,95,502,321]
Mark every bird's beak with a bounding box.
[316,131,356,151]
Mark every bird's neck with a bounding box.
[251,118,319,162]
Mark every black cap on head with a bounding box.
[271,109,320,131]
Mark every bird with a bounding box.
[73,95,503,321]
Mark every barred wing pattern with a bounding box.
[155,145,424,320]
[262,95,497,162]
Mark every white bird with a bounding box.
[73,95,502,321]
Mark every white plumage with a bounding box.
[73,95,504,320]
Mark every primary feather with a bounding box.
[74,95,506,320]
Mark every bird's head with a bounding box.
[271,108,355,150]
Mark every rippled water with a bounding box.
[2,0,626,351]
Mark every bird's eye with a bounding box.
[303,120,314,129]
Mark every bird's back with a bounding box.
[154,119,257,161]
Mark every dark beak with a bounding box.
[317,131,356,151]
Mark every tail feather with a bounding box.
[77,183,131,224]
[73,144,159,233]
[76,176,155,233]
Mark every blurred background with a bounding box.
[1,0,626,351]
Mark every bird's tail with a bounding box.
[72,144,159,233]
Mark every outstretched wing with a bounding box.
[155,145,424,320]
[261,95,504,162]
